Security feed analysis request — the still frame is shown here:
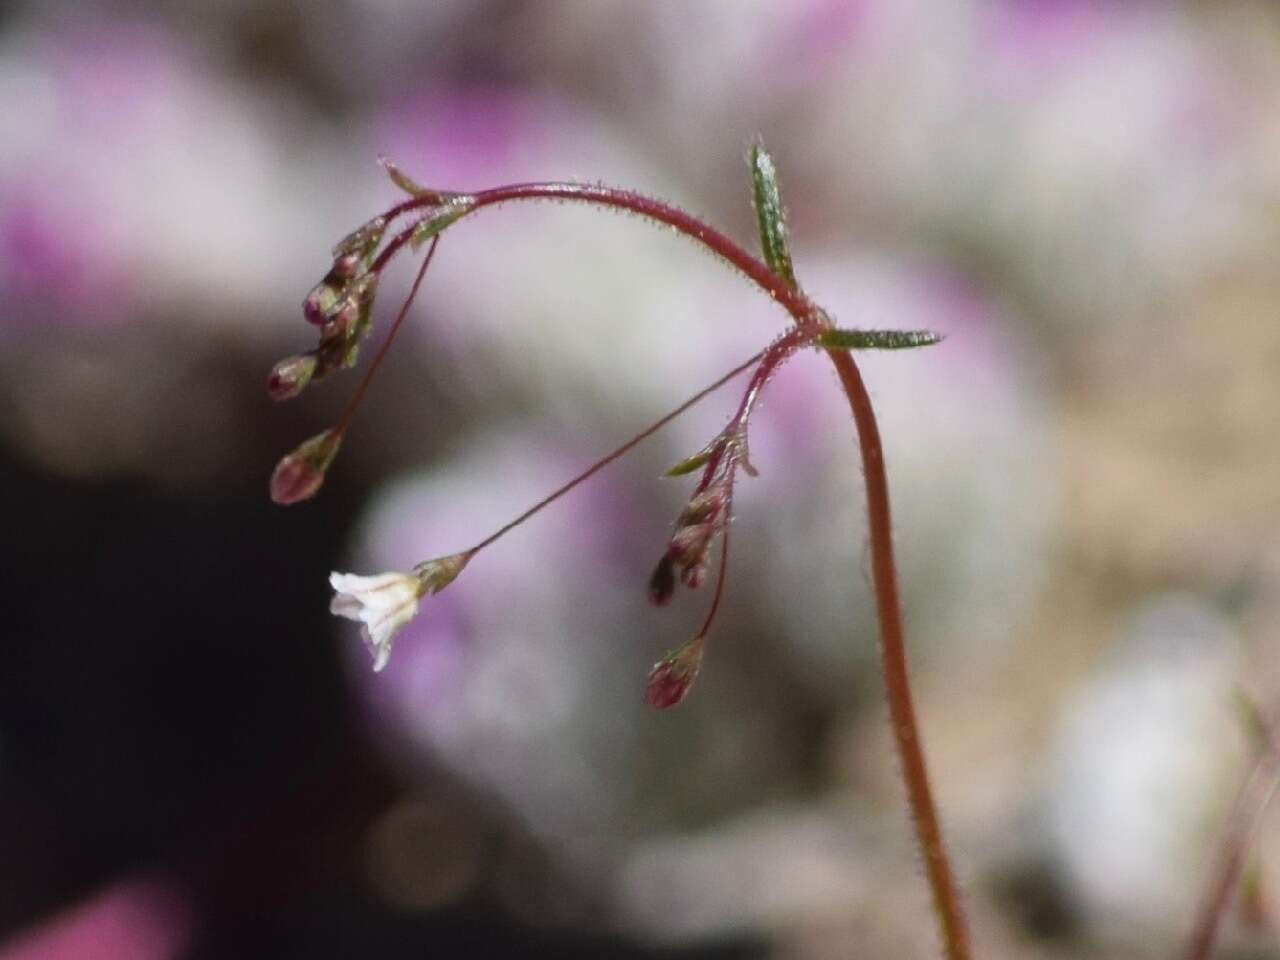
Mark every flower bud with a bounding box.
[678,488,726,527]
[323,273,379,338]
[680,562,708,590]
[303,280,341,326]
[333,216,387,260]
[668,522,716,566]
[645,635,705,710]
[328,251,363,282]
[267,353,317,401]
[649,555,676,606]
[269,429,343,505]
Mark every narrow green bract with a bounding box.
[816,328,944,350]
[750,143,796,290]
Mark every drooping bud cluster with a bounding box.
[649,481,730,604]
[305,218,388,378]
[269,160,480,410]
[649,433,744,606]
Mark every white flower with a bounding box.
[329,571,424,672]
[329,553,470,672]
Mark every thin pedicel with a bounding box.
[267,145,969,960]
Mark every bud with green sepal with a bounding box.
[267,352,318,401]
[645,634,705,710]
[269,429,343,505]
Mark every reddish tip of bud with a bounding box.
[267,353,317,402]
[644,636,705,710]
[648,556,676,606]
[328,252,363,281]
[270,456,323,505]
[681,562,708,590]
[269,430,342,505]
[303,281,340,326]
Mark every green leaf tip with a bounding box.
[664,436,722,477]
[749,142,797,290]
[665,452,711,477]
[379,156,429,197]
[816,328,945,351]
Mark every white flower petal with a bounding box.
[328,569,424,672]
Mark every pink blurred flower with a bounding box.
[376,86,560,189]
[0,185,119,314]
[984,0,1116,69]
[0,876,192,960]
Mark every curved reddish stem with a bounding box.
[827,347,971,958]
[377,180,971,960]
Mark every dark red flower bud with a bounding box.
[649,555,676,606]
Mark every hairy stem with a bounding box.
[1183,710,1280,960]
[827,348,971,959]
[390,180,971,959]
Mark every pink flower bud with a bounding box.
[269,430,343,505]
[266,353,317,401]
[680,562,708,590]
[678,487,727,526]
[328,251,363,281]
[645,635,705,710]
[668,522,715,566]
[303,280,340,325]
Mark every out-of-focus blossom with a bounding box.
[1043,594,1246,940]
[0,21,341,331]
[618,804,872,943]
[983,0,1113,70]
[0,875,191,960]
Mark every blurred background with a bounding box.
[2,1,1280,957]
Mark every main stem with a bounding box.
[827,348,971,959]
[388,181,971,959]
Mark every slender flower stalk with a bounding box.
[272,155,969,959]
[1183,701,1280,960]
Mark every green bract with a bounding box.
[750,143,797,290]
